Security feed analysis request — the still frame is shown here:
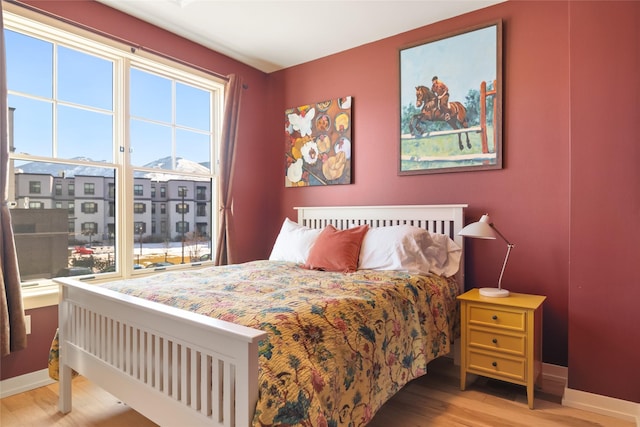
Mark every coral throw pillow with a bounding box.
[304,225,369,273]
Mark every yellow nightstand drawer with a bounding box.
[468,305,526,331]
[467,350,526,382]
[468,328,526,356]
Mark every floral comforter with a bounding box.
[100,260,460,426]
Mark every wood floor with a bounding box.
[1,358,633,426]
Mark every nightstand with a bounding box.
[457,288,546,409]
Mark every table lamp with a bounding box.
[458,214,513,297]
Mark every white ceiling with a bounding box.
[97,0,504,73]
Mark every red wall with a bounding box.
[271,1,639,403]
[0,306,57,380]
[568,2,640,402]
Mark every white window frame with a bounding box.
[4,4,223,307]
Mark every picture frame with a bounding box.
[285,96,352,187]
[399,21,502,175]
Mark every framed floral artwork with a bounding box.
[285,96,352,187]
[399,21,502,174]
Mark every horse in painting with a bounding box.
[409,85,471,150]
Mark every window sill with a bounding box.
[22,285,59,310]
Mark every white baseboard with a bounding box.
[563,386,640,425]
[542,362,567,383]
[0,369,55,399]
[537,364,638,425]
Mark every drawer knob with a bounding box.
[492,338,498,344]
[492,361,498,367]
[492,315,498,320]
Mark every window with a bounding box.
[196,186,207,200]
[197,203,206,216]
[176,221,189,234]
[29,181,41,194]
[84,183,95,195]
[29,201,44,209]
[176,203,189,214]
[81,202,98,214]
[5,8,221,284]
[81,222,98,234]
[178,186,187,197]
[55,202,62,209]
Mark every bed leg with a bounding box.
[59,364,72,414]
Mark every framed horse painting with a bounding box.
[399,21,502,175]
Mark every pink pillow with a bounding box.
[304,225,369,272]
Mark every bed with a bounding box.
[55,204,467,426]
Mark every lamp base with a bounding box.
[479,287,510,298]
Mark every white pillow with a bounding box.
[358,225,433,275]
[269,218,321,264]
[426,232,462,277]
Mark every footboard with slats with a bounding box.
[56,278,267,427]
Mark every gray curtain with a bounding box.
[1,2,27,357]
[215,74,243,266]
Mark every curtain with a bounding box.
[215,74,243,266]
[1,2,27,357]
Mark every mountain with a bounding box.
[16,156,210,181]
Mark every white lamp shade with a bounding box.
[458,214,497,239]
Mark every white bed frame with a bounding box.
[55,204,467,427]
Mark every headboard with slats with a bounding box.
[295,204,467,292]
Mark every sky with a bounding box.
[5,28,213,170]
[400,24,498,109]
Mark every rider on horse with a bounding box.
[431,76,451,120]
